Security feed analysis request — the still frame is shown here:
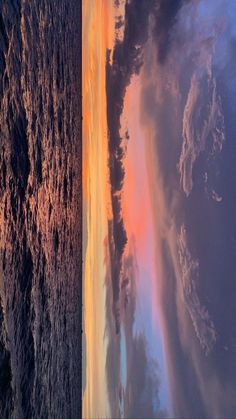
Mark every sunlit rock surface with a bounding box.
[0,1,82,418]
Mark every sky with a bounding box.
[121,75,170,411]
[83,1,169,416]
[83,1,236,418]
[82,1,114,417]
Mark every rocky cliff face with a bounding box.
[0,1,82,418]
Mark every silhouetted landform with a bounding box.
[0,1,82,418]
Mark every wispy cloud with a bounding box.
[178,74,225,196]
[177,224,217,355]
[139,1,236,417]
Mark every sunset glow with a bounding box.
[82,1,114,417]
[82,1,236,418]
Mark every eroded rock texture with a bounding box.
[0,1,82,418]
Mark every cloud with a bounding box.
[139,1,236,417]
[105,240,169,418]
[211,189,222,202]
[104,242,138,417]
[151,0,187,64]
[178,73,225,196]
[177,224,217,355]
[106,0,156,332]
[124,334,168,419]
[106,1,236,417]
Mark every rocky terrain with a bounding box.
[0,1,82,418]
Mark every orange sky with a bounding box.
[83,1,170,415]
[82,1,114,417]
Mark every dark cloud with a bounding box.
[105,243,168,418]
[106,0,156,332]
[105,2,197,416]
[152,0,188,64]
[124,335,168,419]
[115,13,124,26]
[105,246,137,418]
[106,1,236,417]
[114,0,121,8]
[106,0,191,334]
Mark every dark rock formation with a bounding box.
[0,1,82,418]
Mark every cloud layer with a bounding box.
[105,0,236,417]
[140,0,236,417]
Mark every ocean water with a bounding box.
[0,1,82,418]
